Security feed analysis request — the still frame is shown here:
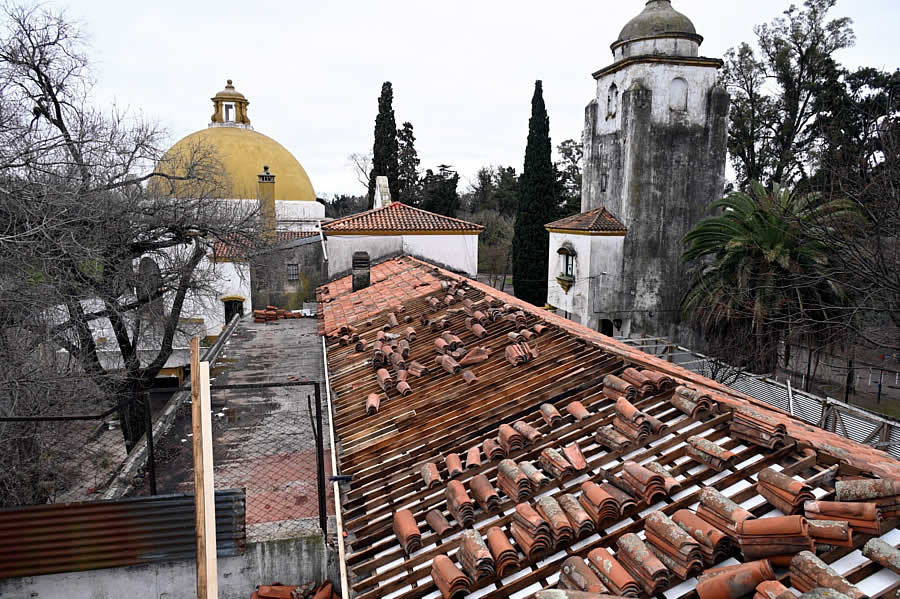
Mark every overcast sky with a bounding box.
[69,0,900,197]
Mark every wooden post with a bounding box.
[191,338,218,599]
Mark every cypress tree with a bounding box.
[368,82,400,208]
[512,80,556,306]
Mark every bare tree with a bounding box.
[0,0,260,500]
[347,152,373,193]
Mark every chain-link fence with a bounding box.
[0,405,133,507]
[1,316,330,549]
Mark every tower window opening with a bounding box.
[607,84,619,119]
[669,78,688,112]
[224,102,235,122]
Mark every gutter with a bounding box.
[318,221,329,264]
[321,335,349,599]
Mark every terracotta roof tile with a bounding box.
[319,254,900,599]
[212,230,316,261]
[545,207,627,233]
[321,202,484,234]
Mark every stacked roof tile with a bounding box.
[320,256,900,599]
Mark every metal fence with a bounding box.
[0,313,330,574]
[620,337,900,459]
[136,378,329,542]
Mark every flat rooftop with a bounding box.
[131,317,332,542]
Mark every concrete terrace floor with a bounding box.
[136,317,333,542]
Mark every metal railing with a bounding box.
[620,337,900,459]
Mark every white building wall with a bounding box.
[325,235,404,279]
[587,234,628,336]
[402,234,479,277]
[546,232,593,328]
[547,232,626,334]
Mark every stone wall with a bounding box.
[582,66,729,338]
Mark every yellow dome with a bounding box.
[158,127,316,201]
[153,80,315,202]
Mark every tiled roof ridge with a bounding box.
[321,202,484,232]
[382,256,900,479]
[546,206,627,232]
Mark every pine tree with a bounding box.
[513,81,557,306]
[397,121,421,206]
[368,82,400,208]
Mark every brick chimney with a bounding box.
[257,165,276,238]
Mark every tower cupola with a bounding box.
[210,79,252,128]
[612,0,703,61]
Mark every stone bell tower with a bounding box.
[581,0,729,338]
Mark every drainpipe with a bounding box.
[787,379,794,417]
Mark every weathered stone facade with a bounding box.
[578,0,729,339]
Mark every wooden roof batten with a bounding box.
[319,256,900,599]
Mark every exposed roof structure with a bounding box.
[212,231,317,261]
[319,257,900,599]
[545,208,627,235]
[321,203,484,235]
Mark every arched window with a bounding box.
[600,319,615,337]
[556,245,576,293]
[607,83,619,118]
[669,78,688,111]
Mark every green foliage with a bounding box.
[513,81,557,306]
[419,165,460,216]
[555,139,582,216]
[397,122,422,206]
[682,182,860,372]
[324,194,368,218]
[724,0,855,189]
[468,209,514,247]
[465,165,519,217]
[367,82,400,208]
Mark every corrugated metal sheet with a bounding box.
[0,488,245,579]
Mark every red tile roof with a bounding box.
[546,207,627,233]
[321,202,484,234]
[212,231,317,261]
[319,256,900,599]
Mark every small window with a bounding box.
[607,83,619,119]
[224,102,235,122]
[563,254,574,278]
[669,78,688,112]
[287,263,299,281]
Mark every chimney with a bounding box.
[374,176,391,208]
[257,165,276,238]
[352,252,371,292]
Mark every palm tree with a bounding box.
[682,181,859,373]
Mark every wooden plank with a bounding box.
[190,338,218,599]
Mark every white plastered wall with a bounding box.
[546,232,593,327]
[402,234,479,277]
[325,235,404,279]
